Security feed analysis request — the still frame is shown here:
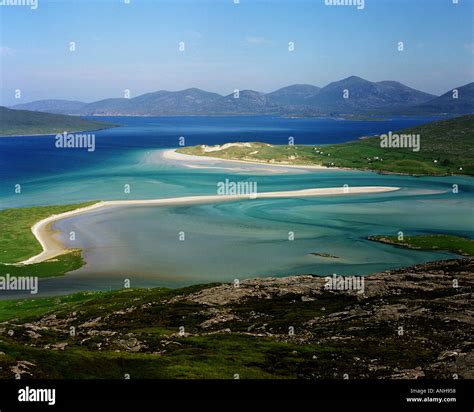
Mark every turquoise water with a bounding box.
[0,116,473,296]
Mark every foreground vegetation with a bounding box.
[368,234,474,256]
[0,202,95,277]
[178,115,474,176]
[0,251,84,279]
[0,106,117,136]
[0,258,472,379]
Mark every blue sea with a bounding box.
[1,116,473,297]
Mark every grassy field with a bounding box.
[0,250,85,279]
[0,106,117,136]
[0,256,471,379]
[0,202,96,277]
[0,289,101,323]
[178,115,474,176]
[368,234,474,256]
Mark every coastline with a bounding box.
[168,146,473,178]
[163,148,335,170]
[0,125,119,138]
[20,186,400,265]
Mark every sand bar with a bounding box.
[162,148,333,170]
[20,186,399,265]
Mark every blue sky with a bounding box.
[0,0,473,105]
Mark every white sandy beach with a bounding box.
[162,148,333,170]
[20,186,400,265]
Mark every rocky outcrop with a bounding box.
[0,258,472,379]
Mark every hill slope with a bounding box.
[0,258,471,378]
[178,115,474,176]
[306,76,436,113]
[0,107,116,136]
[266,84,321,105]
[11,99,87,115]
[130,88,222,115]
[408,82,474,115]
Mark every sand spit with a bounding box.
[20,186,400,265]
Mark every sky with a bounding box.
[0,0,473,105]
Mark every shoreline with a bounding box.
[167,147,468,177]
[0,125,119,138]
[20,186,400,265]
[0,124,118,138]
[163,148,337,170]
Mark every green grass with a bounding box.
[0,284,355,379]
[0,285,207,323]
[178,115,474,176]
[0,201,97,278]
[0,201,96,264]
[0,250,85,279]
[368,234,474,256]
[0,290,104,322]
[0,334,337,379]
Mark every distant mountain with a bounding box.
[0,106,116,136]
[304,76,436,114]
[266,84,321,105]
[79,88,222,116]
[11,99,87,115]
[78,88,281,116]
[206,90,282,115]
[8,77,472,117]
[80,98,135,116]
[407,82,474,115]
[130,88,222,115]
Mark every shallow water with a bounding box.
[0,116,472,297]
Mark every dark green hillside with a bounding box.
[0,106,117,136]
[0,257,471,379]
[368,234,474,256]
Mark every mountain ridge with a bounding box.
[402,82,474,115]
[9,77,473,117]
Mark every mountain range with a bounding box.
[10,76,474,117]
